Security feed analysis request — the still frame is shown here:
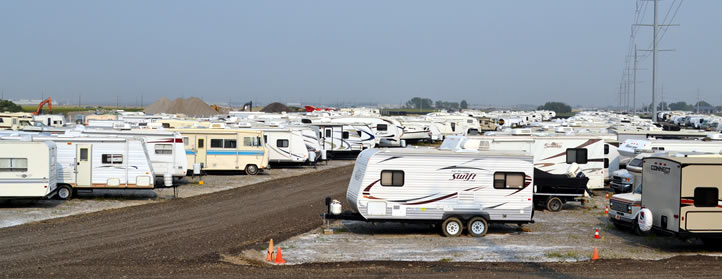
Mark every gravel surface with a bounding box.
[278,193,722,263]
[0,160,353,228]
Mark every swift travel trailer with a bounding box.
[0,135,155,200]
[171,128,269,174]
[0,141,58,199]
[325,149,534,237]
[638,157,722,242]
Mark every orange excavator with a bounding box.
[34,97,52,115]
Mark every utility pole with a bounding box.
[696,88,700,113]
[633,45,638,115]
[635,0,678,122]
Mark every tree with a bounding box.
[460,100,468,109]
[0,99,22,112]
[668,101,688,111]
[405,97,433,110]
[537,102,571,114]
[435,100,460,111]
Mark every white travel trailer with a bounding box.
[0,141,58,199]
[0,135,155,199]
[32,114,65,127]
[77,129,188,184]
[258,128,315,164]
[638,156,722,242]
[310,123,376,154]
[459,136,608,189]
[328,148,534,237]
[330,117,405,147]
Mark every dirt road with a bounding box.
[1,164,720,278]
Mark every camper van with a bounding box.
[0,135,155,199]
[638,156,722,242]
[0,141,57,199]
[171,128,268,174]
[327,148,534,237]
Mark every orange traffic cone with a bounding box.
[605,192,609,199]
[274,246,286,264]
[266,239,274,262]
[594,228,601,239]
[592,247,599,260]
[604,206,609,214]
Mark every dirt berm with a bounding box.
[0,164,719,278]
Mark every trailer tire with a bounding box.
[441,217,463,237]
[546,197,563,212]
[245,164,259,175]
[467,217,488,237]
[56,185,73,200]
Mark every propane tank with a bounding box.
[163,173,173,187]
[329,199,342,215]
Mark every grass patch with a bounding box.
[439,258,452,262]
[336,227,348,233]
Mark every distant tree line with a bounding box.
[537,102,572,114]
[0,99,22,112]
[404,97,469,110]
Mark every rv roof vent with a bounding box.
[511,128,531,136]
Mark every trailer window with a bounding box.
[224,139,237,148]
[162,123,171,128]
[652,147,665,151]
[102,154,123,164]
[604,158,609,168]
[493,172,525,189]
[604,144,609,155]
[183,137,189,146]
[377,124,388,131]
[694,187,719,207]
[243,137,261,147]
[325,129,332,138]
[357,131,362,137]
[566,148,588,164]
[210,139,224,148]
[198,139,204,148]
[155,144,173,155]
[0,158,28,172]
[342,131,349,139]
[263,135,268,145]
[277,139,289,148]
[380,170,404,186]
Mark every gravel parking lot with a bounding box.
[276,193,722,264]
[0,160,353,228]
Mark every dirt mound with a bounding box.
[145,97,218,116]
[261,102,291,113]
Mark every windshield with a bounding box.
[629,158,643,167]
[633,184,642,194]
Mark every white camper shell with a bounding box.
[639,156,722,240]
[0,141,58,199]
[332,148,534,237]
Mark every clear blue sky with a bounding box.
[0,0,719,107]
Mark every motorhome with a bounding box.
[458,136,609,189]
[0,112,33,130]
[0,134,155,200]
[638,156,722,242]
[309,123,376,154]
[0,141,57,199]
[170,128,268,174]
[32,114,65,127]
[326,148,534,237]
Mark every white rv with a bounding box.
[259,128,314,164]
[0,141,58,199]
[0,135,155,199]
[460,136,608,189]
[32,114,65,127]
[638,156,722,242]
[330,148,534,237]
[310,123,376,154]
[618,139,722,160]
[330,117,405,147]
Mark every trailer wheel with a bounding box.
[467,217,488,237]
[56,185,73,200]
[441,217,463,237]
[245,164,259,175]
[546,197,563,212]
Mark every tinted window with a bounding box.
[325,129,332,137]
[380,170,404,186]
[694,187,719,207]
[277,139,289,148]
[493,172,524,189]
[604,144,609,155]
[102,154,123,164]
[198,139,204,148]
[566,149,588,164]
[342,131,349,139]
[629,158,643,167]
[80,148,89,161]
[377,124,388,131]
[224,140,237,148]
[210,139,223,148]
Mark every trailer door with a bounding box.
[76,144,92,187]
[196,136,207,168]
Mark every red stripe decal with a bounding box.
[403,193,457,205]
